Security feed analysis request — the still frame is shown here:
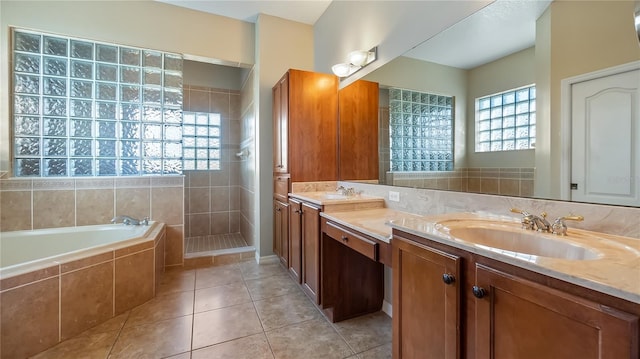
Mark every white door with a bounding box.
[571,69,640,206]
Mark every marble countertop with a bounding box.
[320,208,423,243]
[289,191,385,207]
[387,212,640,304]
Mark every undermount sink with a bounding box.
[323,193,349,200]
[437,221,602,261]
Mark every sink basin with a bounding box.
[438,221,602,261]
[322,193,349,200]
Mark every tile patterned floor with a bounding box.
[31,261,392,358]
[185,233,249,254]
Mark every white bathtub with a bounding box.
[1,223,154,276]
[0,222,166,358]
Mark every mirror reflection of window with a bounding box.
[389,88,454,172]
[475,85,536,153]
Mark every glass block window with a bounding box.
[11,28,183,176]
[475,85,536,152]
[389,88,454,172]
[182,112,221,170]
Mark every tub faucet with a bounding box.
[111,215,149,226]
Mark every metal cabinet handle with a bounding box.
[442,273,455,285]
[472,286,487,298]
[341,235,348,242]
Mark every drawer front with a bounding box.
[274,175,290,201]
[324,221,378,261]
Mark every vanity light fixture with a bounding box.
[635,6,640,46]
[332,46,378,78]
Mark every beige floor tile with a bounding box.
[245,274,300,301]
[239,261,288,280]
[253,290,322,331]
[191,333,274,359]
[31,330,119,359]
[109,315,192,359]
[156,268,196,296]
[81,312,129,336]
[331,311,392,353]
[266,318,354,359]
[192,302,263,350]
[164,352,192,359]
[195,264,243,289]
[124,291,194,328]
[194,281,251,313]
[356,343,392,359]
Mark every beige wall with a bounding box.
[0,0,254,172]
[466,47,536,168]
[255,14,314,257]
[536,0,640,199]
[364,56,468,168]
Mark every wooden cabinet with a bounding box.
[273,199,289,268]
[273,73,289,174]
[272,69,338,183]
[474,264,639,359]
[288,198,303,283]
[301,202,321,303]
[392,230,640,359]
[338,79,380,181]
[392,234,461,359]
[321,218,385,323]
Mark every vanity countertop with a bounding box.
[387,212,640,304]
[320,208,423,243]
[289,191,385,212]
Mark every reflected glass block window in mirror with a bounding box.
[475,85,536,152]
[12,28,183,177]
[182,112,221,170]
[389,88,454,172]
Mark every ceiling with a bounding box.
[156,0,333,25]
[157,0,551,70]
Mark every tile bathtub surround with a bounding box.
[0,225,166,359]
[0,175,185,266]
[29,261,392,359]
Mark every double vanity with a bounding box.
[282,189,640,359]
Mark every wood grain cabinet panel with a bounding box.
[301,202,321,303]
[288,198,302,284]
[474,264,639,359]
[392,235,461,359]
[273,199,289,268]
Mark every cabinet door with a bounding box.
[392,235,461,359]
[301,202,321,304]
[273,200,289,268]
[288,199,302,283]
[273,73,288,173]
[338,79,379,181]
[474,264,639,359]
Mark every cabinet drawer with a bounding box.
[274,176,290,201]
[324,221,378,261]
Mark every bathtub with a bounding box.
[0,222,166,359]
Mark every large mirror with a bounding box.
[352,0,640,207]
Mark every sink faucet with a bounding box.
[111,215,149,226]
[551,215,584,236]
[510,208,550,232]
[336,186,356,196]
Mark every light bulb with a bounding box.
[332,63,353,77]
[348,50,371,67]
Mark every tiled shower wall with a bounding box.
[238,69,256,247]
[182,85,243,241]
[0,176,184,266]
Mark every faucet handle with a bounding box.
[510,208,534,230]
[551,215,584,236]
[510,208,530,216]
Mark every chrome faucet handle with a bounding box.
[510,208,534,230]
[551,215,584,236]
[141,217,150,226]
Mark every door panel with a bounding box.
[571,68,640,206]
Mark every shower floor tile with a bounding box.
[185,233,248,253]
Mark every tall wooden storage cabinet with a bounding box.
[272,69,339,271]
